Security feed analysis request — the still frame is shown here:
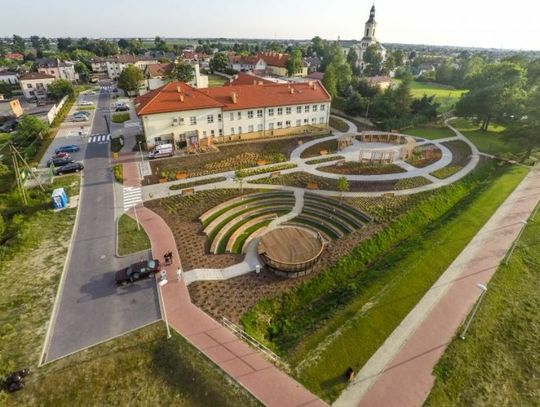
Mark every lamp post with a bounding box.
[460,283,488,340]
[158,275,172,339]
[138,140,144,180]
[504,219,528,265]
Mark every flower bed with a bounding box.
[169,177,227,190]
[394,176,432,190]
[300,140,339,158]
[405,144,443,168]
[235,163,297,178]
[305,156,345,165]
[317,162,406,175]
[431,166,462,179]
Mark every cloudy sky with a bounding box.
[3,0,539,50]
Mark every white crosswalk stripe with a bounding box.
[123,186,143,211]
[88,134,111,144]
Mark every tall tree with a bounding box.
[117,65,144,93]
[336,63,352,95]
[392,50,404,67]
[57,37,74,52]
[285,48,303,77]
[154,36,168,52]
[168,62,194,83]
[513,87,540,158]
[11,35,25,53]
[209,52,228,73]
[322,63,338,98]
[47,79,75,101]
[346,48,358,69]
[363,45,383,76]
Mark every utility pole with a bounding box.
[460,284,488,340]
[12,150,27,205]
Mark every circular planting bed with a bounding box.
[258,226,325,278]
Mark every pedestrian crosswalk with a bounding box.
[88,134,111,144]
[123,186,142,211]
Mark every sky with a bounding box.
[3,0,540,51]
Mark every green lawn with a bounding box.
[294,164,528,401]
[426,203,540,406]
[117,213,151,256]
[452,118,526,159]
[207,74,228,87]
[9,323,259,407]
[403,126,456,140]
[112,112,130,123]
[394,80,467,113]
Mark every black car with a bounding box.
[115,105,129,112]
[55,162,84,175]
[115,259,161,285]
[0,120,18,133]
[47,157,74,167]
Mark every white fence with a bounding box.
[221,317,280,362]
[46,95,69,124]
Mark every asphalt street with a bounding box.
[44,88,160,362]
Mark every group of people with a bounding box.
[164,251,173,265]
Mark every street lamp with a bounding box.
[460,283,488,340]
[504,219,528,265]
[138,140,144,181]
[158,274,172,339]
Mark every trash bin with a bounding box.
[51,187,68,209]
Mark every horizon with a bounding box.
[2,0,540,52]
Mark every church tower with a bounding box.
[354,3,385,72]
[364,5,377,40]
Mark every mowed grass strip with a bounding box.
[117,214,151,256]
[426,203,540,406]
[403,126,456,140]
[294,165,528,401]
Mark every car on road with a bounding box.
[72,114,90,122]
[55,144,80,154]
[55,162,84,175]
[53,152,70,159]
[47,157,74,167]
[115,259,161,285]
[0,119,18,133]
[79,101,94,106]
[115,105,129,112]
[73,110,91,117]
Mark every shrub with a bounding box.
[112,113,130,123]
[112,164,123,183]
[235,163,297,178]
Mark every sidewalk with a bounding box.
[335,165,540,407]
[123,160,326,407]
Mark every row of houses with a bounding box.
[227,52,321,77]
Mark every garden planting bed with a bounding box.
[305,156,345,165]
[300,140,339,158]
[405,144,442,168]
[169,177,227,191]
[431,140,474,179]
[317,162,406,175]
[145,135,321,184]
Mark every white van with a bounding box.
[148,143,173,159]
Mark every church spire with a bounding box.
[367,4,376,23]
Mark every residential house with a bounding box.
[19,72,55,100]
[4,53,24,61]
[228,55,267,73]
[0,71,19,85]
[304,56,322,73]
[143,62,208,92]
[104,55,158,79]
[257,52,308,77]
[135,80,331,149]
[36,58,78,82]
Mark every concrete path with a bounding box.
[131,182,326,406]
[335,165,540,407]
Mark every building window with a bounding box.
[296,106,301,114]
[238,126,242,134]
[202,130,207,137]
[218,114,222,122]
[257,124,263,131]
[269,123,274,130]
[296,119,301,126]
[179,117,184,125]
[190,116,196,125]
[304,105,310,113]
[231,127,235,135]
[319,117,325,124]
[207,115,214,123]
[320,104,325,111]
[237,112,242,119]
[277,121,283,129]
[230,112,234,121]
[211,130,215,137]
[219,129,223,136]
[257,109,263,118]
[304,118,309,124]
[248,110,254,119]
[248,125,254,132]
[286,107,292,115]
[268,108,274,116]
[313,105,318,112]
[312,117,317,124]
[286,120,291,128]
[27,84,33,88]
[277,107,283,115]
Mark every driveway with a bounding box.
[43,89,160,363]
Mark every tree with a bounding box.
[0,82,13,99]
[57,37,74,52]
[513,87,540,158]
[311,36,325,57]
[435,59,456,85]
[117,38,130,50]
[392,50,404,67]
[40,37,51,50]
[233,171,245,193]
[337,177,349,202]
[15,115,49,141]
[11,35,25,53]
[363,45,383,76]
[286,48,303,77]
[169,62,194,83]
[347,48,358,69]
[47,79,75,101]
[117,65,144,93]
[411,95,439,122]
[75,61,90,82]
[336,63,352,95]
[322,63,338,98]
[209,52,228,73]
[154,36,168,52]
[456,62,527,131]
[344,92,367,116]
[30,35,41,50]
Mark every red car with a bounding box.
[53,152,70,159]
[115,259,161,285]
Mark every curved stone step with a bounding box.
[292,214,344,239]
[301,207,355,234]
[303,201,364,229]
[226,214,276,253]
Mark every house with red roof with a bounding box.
[228,55,267,73]
[4,53,24,61]
[19,72,56,100]
[135,80,331,149]
[257,52,308,77]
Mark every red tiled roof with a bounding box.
[227,72,274,86]
[145,63,174,78]
[135,82,223,115]
[257,52,288,68]
[19,72,56,81]
[136,80,331,115]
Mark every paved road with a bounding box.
[44,89,160,363]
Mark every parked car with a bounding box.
[47,157,74,167]
[73,110,91,117]
[55,162,84,175]
[55,144,80,153]
[115,105,129,112]
[79,101,94,106]
[0,119,18,133]
[115,259,161,285]
[53,152,70,159]
[148,143,173,159]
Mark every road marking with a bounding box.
[123,186,143,211]
[88,134,111,144]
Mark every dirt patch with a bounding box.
[300,140,339,158]
[188,223,383,323]
[405,144,443,168]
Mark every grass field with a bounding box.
[111,112,130,123]
[207,74,228,87]
[426,202,540,406]
[393,80,466,113]
[117,213,151,256]
[8,323,259,406]
[403,126,456,140]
